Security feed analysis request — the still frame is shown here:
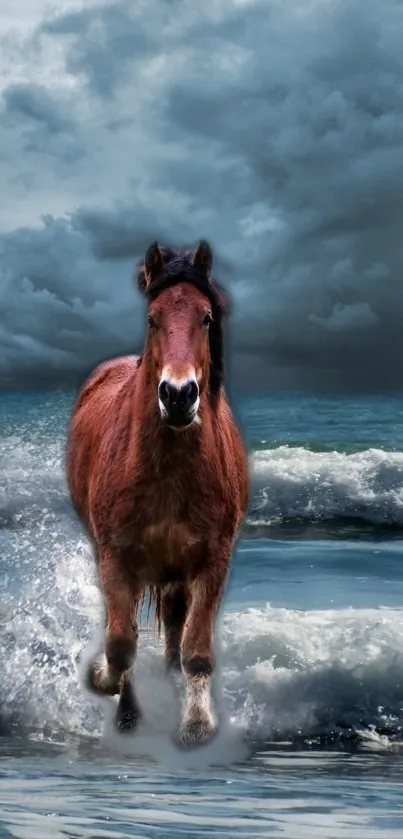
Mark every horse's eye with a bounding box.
[203,313,213,328]
[147,314,158,329]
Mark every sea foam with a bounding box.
[2,433,403,753]
[2,437,403,531]
[1,535,403,752]
[249,446,403,527]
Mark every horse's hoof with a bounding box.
[115,709,140,733]
[175,719,216,749]
[114,682,141,734]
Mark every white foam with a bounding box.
[2,531,403,757]
[219,603,403,744]
[250,446,403,525]
[2,434,403,759]
[2,434,403,528]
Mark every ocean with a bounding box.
[1,389,403,838]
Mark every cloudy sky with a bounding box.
[0,0,402,393]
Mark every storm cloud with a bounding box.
[0,0,402,393]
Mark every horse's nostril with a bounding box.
[158,380,170,407]
[158,379,199,414]
[184,380,199,407]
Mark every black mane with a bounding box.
[136,247,229,397]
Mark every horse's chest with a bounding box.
[138,474,202,555]
[110,456,225,565]
[141,461,211,521]
[140,519,200,562]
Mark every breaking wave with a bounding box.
[1,435,403,534]
[1,536,403,751]
[249,446,403,531]
[2,428,403,754]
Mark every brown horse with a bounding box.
[66,240,249,748]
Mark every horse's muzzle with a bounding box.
[158,378,200,428]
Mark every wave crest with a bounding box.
[249,446,403,529]
[2,543,403,749]
[220,604,403,746]
[2,442,403,535]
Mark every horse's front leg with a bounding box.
[86,547,141,732]
[161,582,188,673]
[176,545,230,747]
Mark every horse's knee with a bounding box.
[182,654,213,678]
[105,634,136,673]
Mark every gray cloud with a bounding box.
[42,2,156,98]
[3,83,74,135]
[0,216,143,388]
[0,0,403,393]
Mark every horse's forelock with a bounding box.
[136,248,228,314]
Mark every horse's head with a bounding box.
[137,241,229,429]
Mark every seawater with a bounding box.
[1,390,403,838]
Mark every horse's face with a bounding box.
[147,283,212,428]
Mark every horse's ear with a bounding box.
[192,240,213,279]
[143,241,164,289]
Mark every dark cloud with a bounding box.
[42,2,156,98]
[72,206,176,261]
[0,217,143,388]
[0,0,403,393]
[3,83,74,134]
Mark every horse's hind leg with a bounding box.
[176,547,230,748]
[86,549,141,732]
[161,582,188,674]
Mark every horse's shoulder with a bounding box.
[86,355,140,387]
[74,356,140,423]
[79,355,138,398]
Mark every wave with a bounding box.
[1,437,403,536]
[1,532,403,751]
[220,603,403,748]
[248,446,403,531]
[2,425,403,757]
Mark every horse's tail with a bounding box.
[134,586,162,638]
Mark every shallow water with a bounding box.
[2,744,403,839]
[1,390,403,837]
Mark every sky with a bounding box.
[0,0,402,393]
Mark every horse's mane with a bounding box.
[136,247,230,398]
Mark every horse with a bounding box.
[66,240,249,748]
